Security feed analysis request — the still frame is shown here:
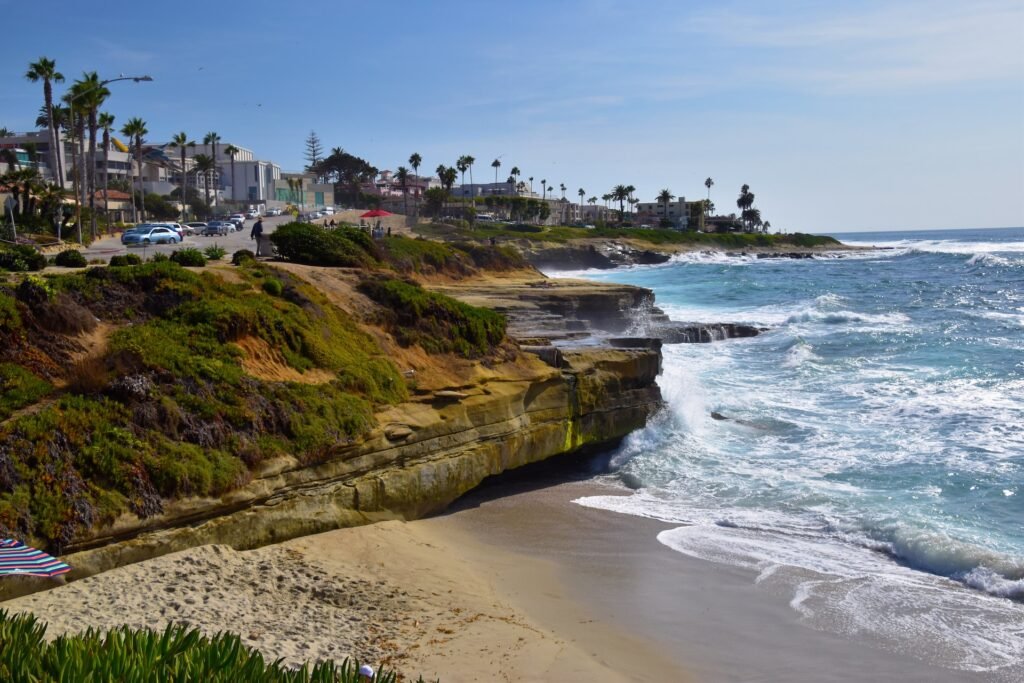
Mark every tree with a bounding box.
[74,72,110,240]
[304,130,323,169]
[528,176,534,194]
[737,184,755,230]
[98,112,115,225]
[510,166,520,196]
[763,220,772,233]
[742,207,762,231]
[625,185,636,216]
[612,184,629,221]
[456,156,470,203]
[465,155,475,195]
[203,132,221,208]
[491,158,501,184]
[408,152,422,214]
[577,187,585,219]
[395,166,410,215]
[193,154,215,215]
[169,131,193,222]
[25,57,65,189]
[121,118,148,223]
[559,183,566,200]
[657,188,674,225]
[540,179,547,201]
[705,177,714,205]
[224,144,239,204]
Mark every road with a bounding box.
[80,214,315,262]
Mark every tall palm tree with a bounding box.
[577,187,585,219]
[763,220,772,234]
[510,166,520,196]
[657,188,674,224]
[528,176,533,194]
[541,179,547,201]
[464,155,475,196]
[612,184,629,220]
[491,158,501,185]
[625,185,636,216]
[559,183,566,200]
[25,57,64,188]
[224,144,239,205]
[169,132,193,222]
[75,72,109,239]
[736,184,755,230]
[705,177,714,202]
[395,166,410,215]
[98,112,115,225]
[121,117,148,222]
[456,155,470,203]
[193,154,215,214]
[409,152,422,214]
[203,132,221,208]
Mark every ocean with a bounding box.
[551,227,1024,676]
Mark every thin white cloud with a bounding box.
[687,0,1024,92]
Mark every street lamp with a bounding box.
[66,74,153,244]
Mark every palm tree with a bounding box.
[224,144,239,205]
[763,220,772,234]
[121,117,148,222]
[75,72,110,239]
[456,156,470,203]
[464,155,475,196]
[737,184,755,230]
[491,158,501,185]
[193,154,215,214]
[612,184,629,221]
[528,176,534,194]
[577,187,585,220]
[25,57,65,188]
[541,179,547,201]
[409,152,422,214]
[203,132,221,208]
[169,132,193,222]
[657,188,674,225]
[510,166,520,196]
[705,177,714,202]
[98,112,115,225]
[559,183,566,200]
[395,166,410,215]
[625,185,636,216]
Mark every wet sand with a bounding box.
[6,469,1007,682]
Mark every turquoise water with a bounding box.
[554,227,1024,675]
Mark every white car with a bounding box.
[321,206,335,215]
[246,209,260,219]
[228,214,246,228]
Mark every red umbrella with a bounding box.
[360,209,392,218]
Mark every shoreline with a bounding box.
[6,462,1000,682]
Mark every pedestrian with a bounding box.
[358,664,374,681]
[250,217,264,257]
[386,226,391,237]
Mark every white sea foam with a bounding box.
[843,238,1024,255]
[651,524,1024,673]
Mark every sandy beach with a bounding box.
[5,465,1007,682]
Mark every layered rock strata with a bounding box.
[15,278,663,595]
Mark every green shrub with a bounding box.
[109,253,143,267]
[53,249,87,268]
[357,276,506,357]
[0,610,428,683]
[262,278,283,296]
[231,249,255,265]
[270,222,378,267]
[150,252,169,262]
[0,363,51,420]
[204,244,228,260]
[381,236,471,275]
[170,248,207,267]
[0,245,47,272]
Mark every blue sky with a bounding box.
[2,0,1022,232]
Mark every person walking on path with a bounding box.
[250,217,264,256]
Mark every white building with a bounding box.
[637,197,689,229]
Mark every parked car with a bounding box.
[122,226,181,245]
[186,222,208,234]
[321,206,335,215]
[228,214,246,227]
[167,222,189,238]
[245,209,260,219]
[202,221,231,236]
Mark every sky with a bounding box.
[1,0,1022,233]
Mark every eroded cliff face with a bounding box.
[55,346,660,583]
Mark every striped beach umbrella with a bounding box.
[0,539,71,578]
